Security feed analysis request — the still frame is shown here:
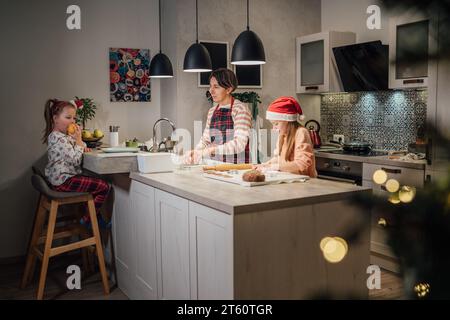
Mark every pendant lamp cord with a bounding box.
[159,0,162,53]
[195,0,199,43]
[247,0,249,30]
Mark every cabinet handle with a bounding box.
[305,86,319,90]
[403,79,424,84]
[378,218,387,227]
[381,167,402,174]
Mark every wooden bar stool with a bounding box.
[21,173,110,299]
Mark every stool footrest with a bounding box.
[50,237,96,257]
[38,224,88,244]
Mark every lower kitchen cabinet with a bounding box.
[114,178,369,299]
[112,180,158,300]
[155,189,190,299]
[114,180,233,300]
[362,163,425,273]
[189,201,233,299]
[112,182,134,298]
[131,182,158,299]
[363,163,424,188]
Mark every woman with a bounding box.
[254,96,317,177]
[185,68,252,164]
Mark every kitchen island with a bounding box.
[84,150,372,299]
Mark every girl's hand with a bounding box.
[252,164,264,171]
[70,124,84,147]
[84,147,92,153]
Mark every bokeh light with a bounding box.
[399,186,416,203]
[373,169,388,185]
[320,237,348,263]
[386,179,400,193]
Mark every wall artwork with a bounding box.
[109,48,151,102]
[198,41,229,87]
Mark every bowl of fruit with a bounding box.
[82,129,104,148]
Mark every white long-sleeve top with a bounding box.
[195,99,252,155]
[45,131,84,186]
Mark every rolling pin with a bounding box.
[202,163,253,171]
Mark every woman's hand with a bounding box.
[183,149,202,164]
[183,150,195,164]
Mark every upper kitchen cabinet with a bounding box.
[389,13,437,89]
[296,31,355,94]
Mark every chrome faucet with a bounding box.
[151,118,176,152]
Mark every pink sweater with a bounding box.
[264,126,317,177]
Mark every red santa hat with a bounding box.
[266,96,304,122]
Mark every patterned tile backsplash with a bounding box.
[320,90,427,151]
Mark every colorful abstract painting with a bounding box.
[109,48,151,102]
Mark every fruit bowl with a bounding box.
[81,129,104,148]
[82,136,104,148]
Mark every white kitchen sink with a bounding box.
[137,152,177,173]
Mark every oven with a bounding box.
[316,157,363,186]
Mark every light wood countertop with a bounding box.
[129,171,371,215]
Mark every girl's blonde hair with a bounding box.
[278,121,301,161]
[42,99,75,144]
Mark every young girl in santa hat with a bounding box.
[254,96,317,177]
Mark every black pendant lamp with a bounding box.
[150,0,173,78]
[231,0,265,65]
[183,0,212,72]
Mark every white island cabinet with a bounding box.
[154,189,190,299]
[188,201,233,299]
[113,178,234,300]
[112,178,158,300]
[110,171,371,300]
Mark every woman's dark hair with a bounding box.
[42,99,75,144]
[208,68,238,92]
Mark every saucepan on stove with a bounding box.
[329,139,372,154]
[342,141,372,153]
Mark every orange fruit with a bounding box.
[67,123,77,135]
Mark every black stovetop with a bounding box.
[317,149,388,157]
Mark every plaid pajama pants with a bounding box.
[54,175,110,214]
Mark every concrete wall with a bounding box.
[0,0,161,258]
[161,0,321,151]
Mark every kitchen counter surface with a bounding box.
[130,171,371,215]
[83,150,138,174]
[314,151,426,170]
